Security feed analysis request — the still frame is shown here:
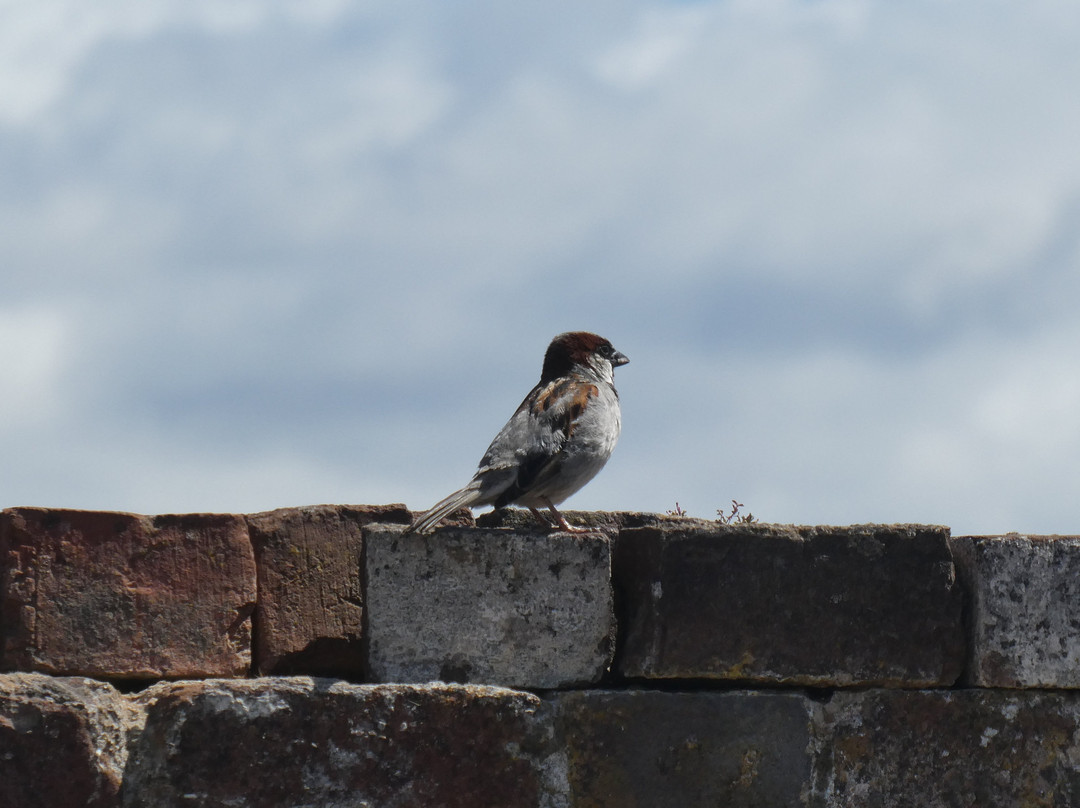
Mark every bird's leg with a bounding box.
[529,507,555,529]
[542,498,589,533]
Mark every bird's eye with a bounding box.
[599,344,614,357]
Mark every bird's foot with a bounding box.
[540,499,592,533]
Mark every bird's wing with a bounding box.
[481,377,598,508]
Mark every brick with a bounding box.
[0,511,8,669]
[809,689,1080,807]
[1,508,255,678]
[246,504,410,675]
[124,678,565,808]
[951,534,1080,687]
[552,690,813,808]
[615,523,965,686]
[0,673,134,808]
[365,526,615,688]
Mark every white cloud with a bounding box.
[2,0,1080,535]
[0,0,374,126]
[592,7,702,91]
[618,317,1080,534]
[0,0,219,125]
[0,306,69,426]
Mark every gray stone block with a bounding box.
[125,678,567,808]
[365,526,614,688]
[0,673,135,808]
[615,523,965,686]
[951,534,1080,687]
[551,689,813,808]
[809,689,1080,807]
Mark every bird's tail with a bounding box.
[404,482,484,534]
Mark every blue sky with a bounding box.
[3,0,1080,535]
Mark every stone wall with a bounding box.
[2,505,1079,807]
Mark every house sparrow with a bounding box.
[406,331,628,534]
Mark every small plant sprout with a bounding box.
[666,502,690,517]
[716,500,757,525]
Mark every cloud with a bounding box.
[2,0,1080,533]
[0,305,69,427]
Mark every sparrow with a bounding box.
[406,331,628,534]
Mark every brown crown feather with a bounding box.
[539,332,613,382]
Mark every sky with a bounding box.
[3,0,1080,536]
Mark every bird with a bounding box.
[405,331,628,534]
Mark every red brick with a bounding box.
[246,504,410,675]
[1,508,255,678]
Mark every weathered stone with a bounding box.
[476,508,706,532]
[0,512,8,670]
[809,689,1080,807]
[615,523,965,686]
[552,689,813,808]
[124,678,566,808]
[246,504,410,675]
[365,526,615,688]
[1,508,255,678]
[0,673,134,808]
[951,534,1080,687]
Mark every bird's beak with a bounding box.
[612,350,629,367]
